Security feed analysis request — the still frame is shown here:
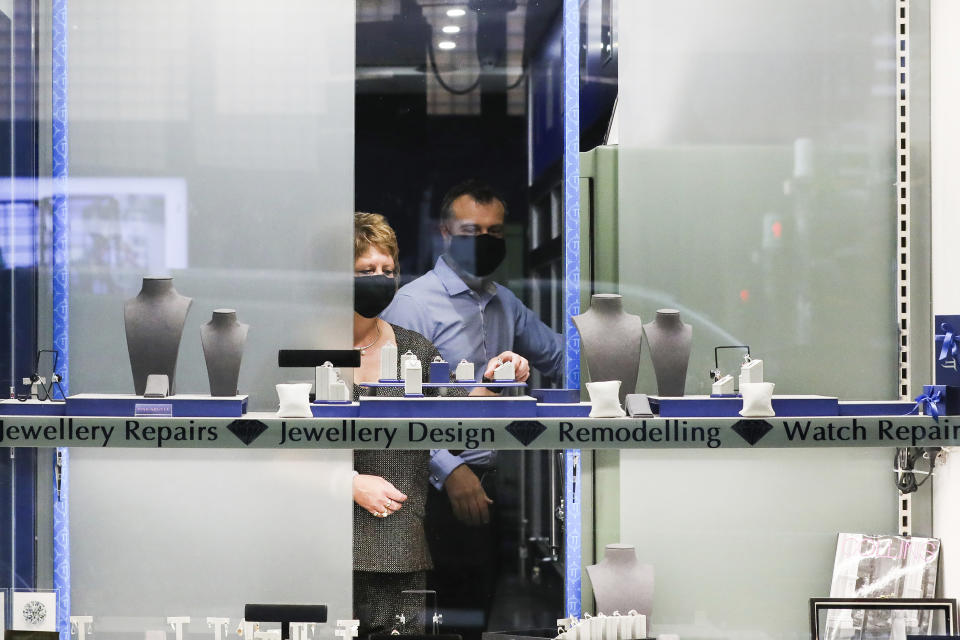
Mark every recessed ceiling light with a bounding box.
[446,8,466,17]
[442,25,461,34]
[438,41,457,50]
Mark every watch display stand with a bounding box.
[124,276,192,395]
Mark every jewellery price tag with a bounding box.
[135,403,173,417]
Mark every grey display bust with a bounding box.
[124,277,192,395]
[572,294,644,403]
[586,543,654,617]
[643,308,692,397]
[201,309,249,396]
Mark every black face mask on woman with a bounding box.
[446,234,507,278]
[354,274,396,318]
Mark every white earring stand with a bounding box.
[335,621,359,640]
[207,618,230,640]
[71,616,94,640]
[167,617,191,640]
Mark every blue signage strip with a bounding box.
[562,0,582,619]
[51,0,70,637]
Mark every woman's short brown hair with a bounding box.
[354,212,399,267]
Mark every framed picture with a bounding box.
[810,598,959,640]
[10,591,57,632]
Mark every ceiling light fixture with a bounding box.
[438,41,457,50]
[446,8,466,17]
[442,25,461,34]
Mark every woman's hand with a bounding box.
[353,474,407,518]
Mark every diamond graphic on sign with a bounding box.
[227,419,268,445]
[731,419,773,446]
[505,420,547,446]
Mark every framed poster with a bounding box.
[10,591,57,632]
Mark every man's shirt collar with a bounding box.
[435,255,497,297]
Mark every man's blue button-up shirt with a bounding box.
[381,256,564,488]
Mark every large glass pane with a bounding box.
[617,0,906,398]
[49,0,357,635]
[62,0,354,408]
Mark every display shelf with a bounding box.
[0,413,952,450]
[65,393,249,417]
[650,394,839,417]
[359,381,528,389]
[0,399,67,415]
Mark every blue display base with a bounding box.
[837,401,917,416]
[650,395,838,417]
[710,394,741,398]
[360,381,527,389]
[65,394,248,417]
[359,396,537,418]
[311,402,360,417]
[536,402,591,418]
[530,388,581,404]
[0,399,67,416]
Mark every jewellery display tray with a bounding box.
[650,395,918,418]
[0,399,67,416]
[359,381,528,389]
[64,393,249,417]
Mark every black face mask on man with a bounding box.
[446,234,506,278]
[354,274,396,318]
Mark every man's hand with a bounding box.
[353,474,407,517]
[483,351,530,382]
[444,464,493,526]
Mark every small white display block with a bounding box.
[455,359,475,382]
[315,362,335,402]
[399,351,417,379]
[380,342,398,380]
[493,359,515,381]
[12,590,58,632]
[404,359,423,396]
[739,358,764,385]
[712,374,735,395]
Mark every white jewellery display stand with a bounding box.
[168,616,191,640]
[207,618,230,640]
[71,616,94,640]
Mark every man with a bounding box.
[381,179,563,638]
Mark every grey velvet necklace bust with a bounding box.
[643,308,692,397]
[124,277,192,395]
[586,544,654,617]
[201,309,249,396]
[572,294,644,403]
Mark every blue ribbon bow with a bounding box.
[936,322,960,364]
[910,388,943,422]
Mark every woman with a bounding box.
[351,212,448,636]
